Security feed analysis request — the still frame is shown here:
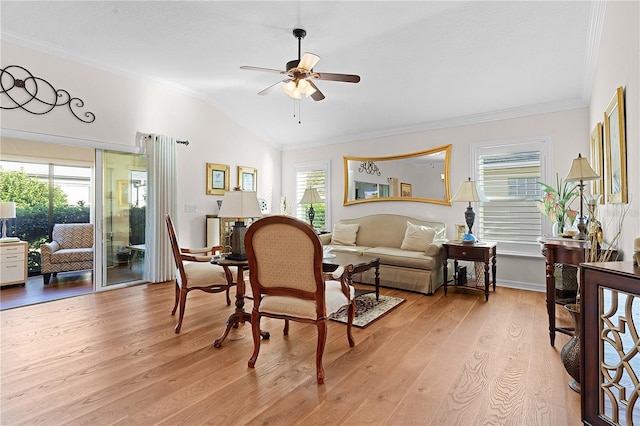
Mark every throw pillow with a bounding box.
[330,223,359,246]
[400,221,436,251]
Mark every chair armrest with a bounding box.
[323,264,354,298]
[323,265,345,281]
[181,253,213,262]
[181,245,223,256]
[319,233,332,245]
[40,241,60,256]
[425,240,443,256]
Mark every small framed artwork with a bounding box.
[589,122,604,203]
[604,86,627,204]
[116,180,129,206]
[456,223,466,240]
[206,163,229,195]
[400,182,412,197]
[238,166,257,192]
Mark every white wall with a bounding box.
[282,108,589,291]
[588,0,639,259]
[0,40,281,247]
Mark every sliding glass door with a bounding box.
[100,150,147,288]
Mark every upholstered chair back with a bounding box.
[52,223,94,249]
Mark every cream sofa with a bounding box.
[40,223,94,284]
[319,214,446,295]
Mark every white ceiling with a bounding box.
[1,1,600,150]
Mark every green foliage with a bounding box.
[1,168,92,274]
[0,168,68,207]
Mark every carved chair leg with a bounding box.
[346,300,355,347]
[316,320,328,384]
[225,286,231,306]
[174,287,188,333]
[171,280,180,315]
[283,319,290,336]
[248,310,262,368]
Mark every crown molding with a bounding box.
[281,98,588,152]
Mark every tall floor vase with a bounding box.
[561,303,581,393]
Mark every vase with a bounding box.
[560,303,581,393]
[552,222,565,237]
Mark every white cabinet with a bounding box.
[0,241,28,286]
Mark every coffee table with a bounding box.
[322,252,380,300]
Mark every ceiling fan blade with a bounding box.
[298,52,320,71]
[257,79,288,96]
[311,72,360,83]
[240,65,288,75]
[309,81,325,101]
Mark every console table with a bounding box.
[541,239,587,346]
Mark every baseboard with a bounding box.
[497,279,545,293]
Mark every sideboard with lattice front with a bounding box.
[581,261,640,426]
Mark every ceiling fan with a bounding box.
[240,28,360,101]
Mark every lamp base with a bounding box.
[225,252,247,261]
[462,233,477,243]
[228,222,248,261]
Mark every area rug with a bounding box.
[330,293,405,328]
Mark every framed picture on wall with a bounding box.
[116,180,129,206]
[604,86,627,204]
[400,182,412,197]
[206,163,229,195]
[589,122,604,203]
[238,166,257,192]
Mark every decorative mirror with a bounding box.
[343,144,452,206]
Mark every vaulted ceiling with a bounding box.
[1,1,601,150]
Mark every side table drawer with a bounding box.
[1,261,26,283]
[447,245,483,262]
[1,244,26,257]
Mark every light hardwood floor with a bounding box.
[0,282,580,425]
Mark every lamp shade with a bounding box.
[218,191,262,219]
[0,202,16,219]
[565,153,600,182]
[451,178,488,203]
[299,188,323,205]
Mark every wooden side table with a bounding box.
[0,241,28,287]
[442,241,497,301]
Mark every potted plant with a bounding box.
[537,173,578,236]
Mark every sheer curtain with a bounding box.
[144,134,177,282]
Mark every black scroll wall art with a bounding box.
[1,65,96,123]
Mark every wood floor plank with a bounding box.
[0,281,581,425]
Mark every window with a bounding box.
[294,161,330,231]
[472,139,550,256]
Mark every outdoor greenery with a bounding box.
[1,168,89,274]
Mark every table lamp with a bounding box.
[451,178,488,243]
[299,187,323,229]
[0,202,16,240]
[565,153,600,240]
[218,190,262,260]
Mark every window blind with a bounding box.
[477,150,542,245]
[294,165,327,230]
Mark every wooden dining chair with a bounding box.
[165,214,237,333]
[244,215,356,384]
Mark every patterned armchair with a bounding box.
[40,223,94,284]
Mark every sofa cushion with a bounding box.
[364,246,437,270]
[326,245,371,255]
[330,223,359,246]
[49,248,94,264]
[400,221,436,252]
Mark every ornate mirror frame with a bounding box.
[343,144,452,206]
